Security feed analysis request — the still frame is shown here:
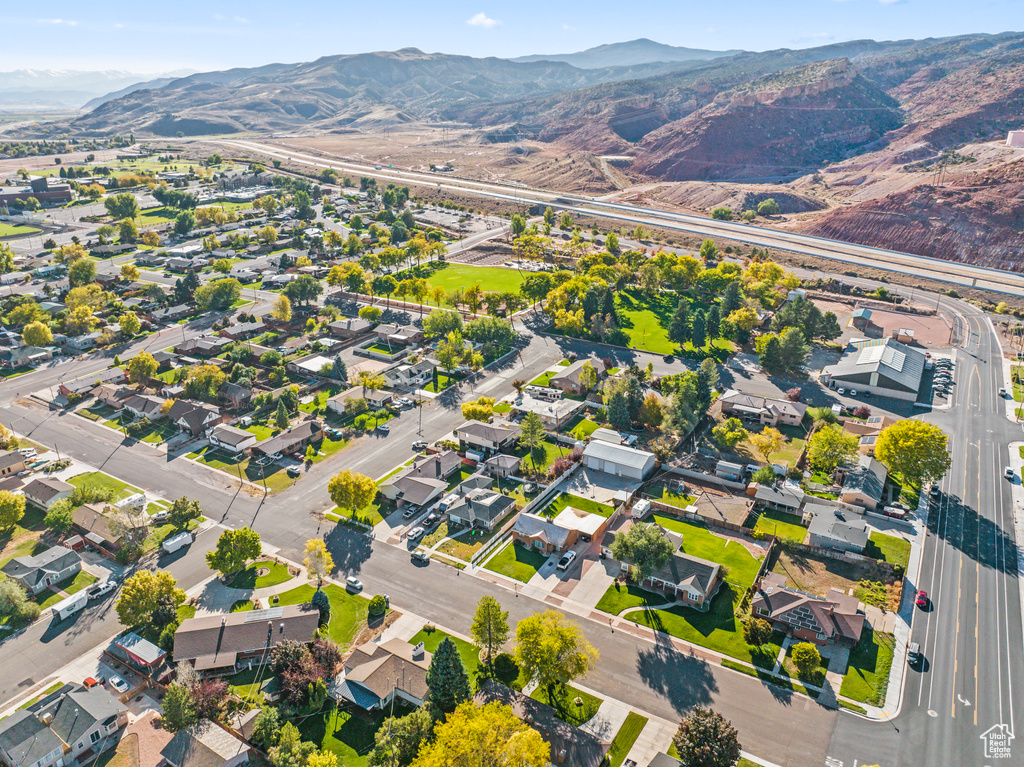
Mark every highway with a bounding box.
[214,138,1024,296]
[826,299,1024,767]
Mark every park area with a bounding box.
[396,263,527,294]
[0,222,40,238]
[613,290,736,359]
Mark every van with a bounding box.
[907,642,921,665]
[162,531,193,554]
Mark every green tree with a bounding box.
[68,258,97,288]
[609,522,674,582]
[750,466,776,484]
[195,278,242,310]
[22,321,52,347]
[168,496,202,528]
[250,707,283,750]
[174,209,197,236]
[778,326,810,370]
[710,207,733,221]
[293,190,315,220]
[668,301,690,346]
[44,499,74,534]
[206,527,262,577]
[269,722,317,767]
[514,610,598,702]
[578,361,598,392]
[706,305,721,340]
[435,330,466,375]
[672,707,741,767]
[749,427,785,464]
[160,683,197,733]
[275,399,290,430]
[807,424,858,474]
[358,305,382,322]
[328,470,377,518]
[471,595,510,667]
[517,412,547,471]
[0,579,39,623]
[699,238,719,263]
[720,280,742,316]
[875,420,951,487]
[510,214,527,236]
[422,309,463,339]
[104,192,139,220]
[116,570,185,626]
[119,311,141,337]
[605,232,619,254]
[759,335,784,373]
[743,617,774,647]
[368,708,434,767]
[128,351,158,384]
[791,642,821,677]
[711,418,747,451]
[691,310,707,349]
[757,198,781,216]
[426,637,472,713]
[0,490,26,530]
[818,311,842,341]
[283,274,324,307]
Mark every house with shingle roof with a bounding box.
[719,389,807,427]
[838,455,888,510]
[0,545,81,595]
[380,450,463,509]
[329,638,432,711]
[549,358,607,396]
[751,572,864,646]
[456,420,521,457]
[22,477,75,510]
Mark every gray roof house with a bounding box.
[823,338,926,401]
[456,420,522,456]
[483,453,521,478]
[22,477,75,510]
[161,722,251,767]
[380,450,463,508]
[549,358,606,395]
[445,487,516,531]
[329,639,432,711]
[0,545,82,596]
[719,389,808,426]
[839,456,888,510]
[807,508,870,553]
[751,572,864,646]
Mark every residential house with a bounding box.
[719,389,808,427]
[22,477,74,510]
[219,321,267,341]
[549,358,607,396]
[151,350,180,371]
[842,414,898,437]
[286,354,335,377]
[752,481,806,515]
[218,382,252,411]
[161,722,251,767]
[174,336,232,357]
[59,368,127,398]
[208,424,257,454]
[511,512,578,554]
[329,639,432,711]
[327,318,373,338]
[147,305,191,324]
[582,441,656,480]
[65,332,102,351]
[374,324,423,346]
[806,508,869,553]
[0,685,128,767]
[0,345,52,369]
[474,681,610,767]
[838,456,888,510]
[511,392,585,430]
[121,394,168,421]
[250,420,324,459]
[0,450,26,478]
[174,604,320,673]
[751,572,864,646]
[0,545,82,595]
[380,450,463,509]
[382,359,435,388]
[444,485,516,531]
[483,453,521,479]
[166,400,223,438]
[456,420,522,457]
[72,503,148,551]
[111,632,167,673]
[91,384,132,409]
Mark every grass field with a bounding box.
[841,626,895,705]
[483,541,548,583]
[530,683,602,726]
[529,370,556,387]
[410,627,483,682]
[753,508,807,544]
[275,583,368,650]
[66,471,141,500]
[0,223,40,238]
[521,438,571,475]
[436,524,506,562]
[866,532,911,572]
[596,583,670,615]
[644,482,696,510]
[569,418,600,439]
[297,703,394,767]
[424,373,456,393]
[401,263,527,294]
[615,290,736,359]
[227,561,292,590]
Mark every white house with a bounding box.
[208,424,257,453]
[582,441,656,480]
[383,359,435,388]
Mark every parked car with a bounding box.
[345,576,363,591]
[402,505,421,519]
[407,526,425,541]
[377,423,390,434]
[86,581,117,600]
[108,675,130,694]
[1005,467,1015,480]
[412,550,429,563]
[152,510,170,524]
[424,513,439,527]
[17,448,37,458]
[286,466,301,478]
[557,550,577,571]
[837,388,846,395]
[849,389,858,397]
[930,484,941,498]
[412,441,427,450]
[916,590,929,608]
[999,387,1008,397]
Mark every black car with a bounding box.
[424,513,440,527]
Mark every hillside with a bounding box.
[512,38,740,68]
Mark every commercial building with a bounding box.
[822,338,926,401]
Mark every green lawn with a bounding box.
[424,373,456,393]
[66,471,141,500]
[242,422,276,441]
[297,702,393,767]
[569,418,601,439]
[542,493,616,519]
[530,683,602,726]
[1011,365,1024,402]
[644,482,696,510]
[227,561,292,590]
[399,263,527,294]
[276,583,368,650]
[186,445,299,494]
[0,223,40,237]
[614,290,736,360]
[483,541,548,583]
[596,583,670,615]
[521,438,571,475]
[327,494,388,526]
[529,370,556,387]
[841,626,895,705]
[753,509,807,544]
[866,532,911,572]
[410,627,483,681]
[365,342,403,356]
[492,402,511,414]
[61,570,99,595]
[650,515,762,589]
[436,524,507,562]
[140,518,200,555]
[607,712,648,767]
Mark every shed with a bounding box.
[582,441,655,480]
[715,460,745,482]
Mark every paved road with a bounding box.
[826,300,1024,767]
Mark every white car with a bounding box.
[837,388,846,395]
[1005,467,1016,481]
[108,675,130,694]
[407,526,425,541]
[345,576,363,592]
[849,389,858,397]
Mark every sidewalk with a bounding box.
[192,564,309,616]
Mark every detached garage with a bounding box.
[582,441,656,480]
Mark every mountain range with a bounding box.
[0,68,194,110]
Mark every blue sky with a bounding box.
[6,0,1020,72]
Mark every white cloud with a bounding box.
[233,16,249,24]
[562,24,576,31]
[467,12,499,29]
[39,18,78,26]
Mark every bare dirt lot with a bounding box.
[772,548,867,598]
[849,307,953,348]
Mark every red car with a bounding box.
[916,590,929,608]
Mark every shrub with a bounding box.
[852,406,871,419]
[368,594,387,616]
[786,387,802,402]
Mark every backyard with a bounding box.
[519,437,572,476]
[643,481,696,510]
[650,515,763,589]
[483,541,548,583]
[865,532,911,572]
[540,493,616,519]
[436,523,505,562]
[296,702,397,767]
[752,508,807,544]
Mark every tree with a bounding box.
[605,232,620,253]
[0,579,39,623]
[22,321,52,347]
[610,522,674,582]
[174,210,197,236]
[435,331,466,375]
[206,527,262,577]
[128,351,158,384]
[750,466,776,485]
[691,309,707,349]
[68,258,97,288]
[743,617,773,647]
[271,294,292,322]
[328,469,377,518]
[778,327,810,371]
[306,752,338,767]
[293,190,315,220]
[875,420,951,487]
[672,707,741,767]
[168,496,202,528]
[160,683,197,733]
[721,280,742,316]
[0,490,26,530]
[578,361,598,392]
[426,637,472,713]
[258,225,279,245]
[749,427,785,464]
[759,335,784,373]
[668,301,690,346]
[44,500,74,534]
[412,701,549,767]
[195,278,242,310]
[757,198,781,216]
[818,311,842,341]
[710,207,733,221]
[807,424,858,474]
[250,705,283,750]
[269,722,317,767]
[120,263,141,282]
[63,306,97,336]
[461,397,495,421]
[275,399,290,430]
[141,231,160,247]
[711,418,747,451]
[104,192,139,220]
[422,309,463,339]
[639,393,664,430]
[303,539,335,587]
[119,311,141,337]
[368,708,434,767]
[791,642,821,677]
[116,570,185,626]
[515,610,597,700]
[471,595,510,667]
[283,274,323,307]
[212,258,232,274]
[517,412,546,471]
[358,305,382,322]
